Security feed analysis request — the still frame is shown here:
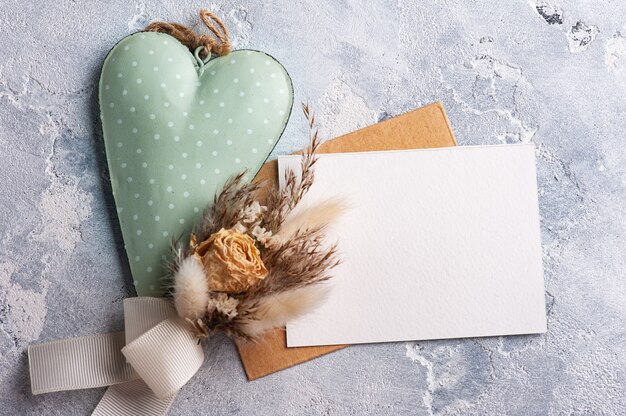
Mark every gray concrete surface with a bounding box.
[1,1,625,414]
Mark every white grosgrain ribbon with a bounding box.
[28,297,204,415]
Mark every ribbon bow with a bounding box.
[28,298,203,415]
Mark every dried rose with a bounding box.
[193,228,268,293]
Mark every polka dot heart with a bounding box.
[99,32,293,296]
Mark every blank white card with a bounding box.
[279,144,546,347]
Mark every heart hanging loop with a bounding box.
[145,8,231,58]
[198,9,231,56]
[194,46,211,75]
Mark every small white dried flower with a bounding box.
[233,221,248,234]
[207,293,239,319]
[241,201,267,224]
[252,225,274,247]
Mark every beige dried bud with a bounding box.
[194,228,268,293]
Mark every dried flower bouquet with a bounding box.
[170,105,343,340]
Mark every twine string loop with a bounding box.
[145,9,231,58]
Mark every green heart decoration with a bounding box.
[99,32,293,296]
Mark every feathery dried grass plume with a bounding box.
[235,286,328,339]
[274,198,346,244]
[262,103,322,233]
[170,104,344,341]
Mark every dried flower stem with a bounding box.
[263,103,321,232]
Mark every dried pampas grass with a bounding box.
[173,257,209,320]
[274,198,346,244]
[235,285,329,339]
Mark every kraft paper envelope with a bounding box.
[236,102,457,380]
[280,144,547,347]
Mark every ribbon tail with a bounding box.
[28,331,138,395]
[93,380,175,416]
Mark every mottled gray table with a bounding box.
[1,1,625,415]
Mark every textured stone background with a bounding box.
[1,1,625,414]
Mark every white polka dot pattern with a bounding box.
[99,32,293,296]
